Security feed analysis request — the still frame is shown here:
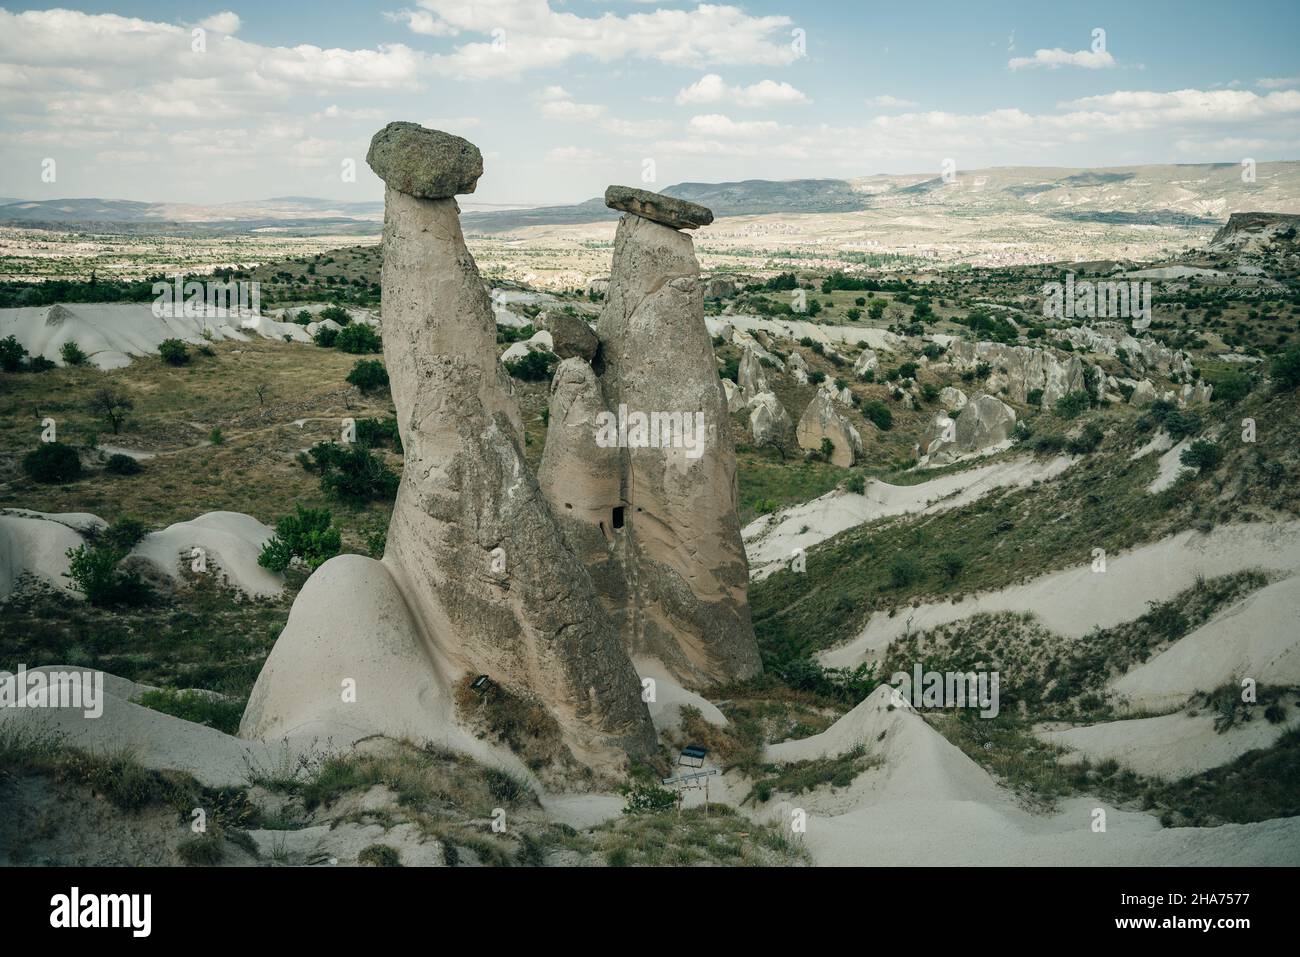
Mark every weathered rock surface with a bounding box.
[748,391,792,447]
[939,386,968,411]
[853,348,879,378]
[545,312,599,362]
[365,121,483,199]
[787,349,809,383]
[604,185,713,230]
[738,344,770,398]
[703,277,737,299]
[796,390,863,467]
[539,209,761,686]
[945,339,1084,406]
[920,393,1016,467]
[722,377,747,413]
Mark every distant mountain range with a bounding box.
[4,162,1298,236]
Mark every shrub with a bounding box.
[939,552,965,580]
[621,781,678,814]
[65,540,151,607]
[1213,371,1251,404]
[862,400,893,431]
[888,554,922,588]
[921,382,940,403]
[845,474,866,495]
[335,323,381,354]
[355,417,402,452]
[1180,439,1223,475]
[258,506,341,572]
[104,453,141,476]
[808,370,826,385]
[319,304,352,326]
[0,335,28,371]
[28,356,56,372]
[504,349,556,381]
[358,844,401,867]
[177,834,225,866]
[1053,391,1091,419]
[1026,388,1044,407]
[1161,408,1202,441]
[158,338,190,365]
[1066,422,1104,455]
[320,444,399,503]
[314,326,339,348]
[819,437,835,460]
[347,359,389,393]
[60,338,89,364]
[100,517,147,552]
[22,442,82,483]
[1271,345,1300,389]
[209,427,224,445]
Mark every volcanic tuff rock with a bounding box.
[797,390,863,467]
[545,312,600,362]
[244,126,657,773]
[738,344,771,398]
[604,185,714,230]
[920,393,1017,467]
[365,122,483,199]
[945,339,1085,406]
[540,199,762,686]
[749,391,793,447]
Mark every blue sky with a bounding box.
[1,0,1297,205]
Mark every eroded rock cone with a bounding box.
[540,193,762,686]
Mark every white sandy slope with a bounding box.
[756,687,1300,865]
[130,511,283,597]
[634,657,727,733]
[1148,436,1194,492]
[1038,699,1300,780]
[743,455,1073,579]
[1110,576,1300,712]
[821,521,1300,669]
[0,508,282,600]
[0,302,316,370]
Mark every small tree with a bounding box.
[319,304,352,326]
[60,341,88,366]
[1181,439,1223,475]
[158,338,190,365]
[336,324,381,354]
[347,359,389,393]
[504,350,556,382]
[0,335,27,372]
[88,388,134,434]
[258,505,341,572]
[1271,344,1300,390]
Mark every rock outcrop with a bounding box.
[604,185,713,230]
[244,124,658,773]
[545,312,599,362]
[796,391,863,466]
[748,391,792,447]
[738,344,771,398]
[945,339,1085,406]
[919,393,1016,467]
[537,188,762,687]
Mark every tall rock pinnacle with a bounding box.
[539,186,762,686]
[368,123,656,765]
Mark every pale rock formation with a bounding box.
[820,377,854,407]
[722,377,747,414]
[945,339,1085,406]
[604,185,713,229]
[1130,379,1159,406]
[797,390,863,467]
[545,312,600,362]
[787,349,809,384]
[939,386,968,411]
[500,329,554,364]
[853,348,879,378]
[586,277,611,298]
[244,124,657,771]
[738,344,771,398]
[748,391,792,447]
[920,393,1016,467]
[538,190,762,687]
[703,277,737,300]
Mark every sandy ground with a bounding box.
[821,521,1300,669]
[1148,436,1194,492]
[1038,698,1300,779]
[743,455,1073,579]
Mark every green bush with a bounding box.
[845,474,866,495]
[28,356,55,372]
[1180,439,1223,475]
[1271,345,1300,389]
[136,688,244,735]
[318,304,352,326]
[320,444,399,503]
[60,341,88,366]
[0,335,28,371]
[939,552,965,579]
[100,517,147,552]
[347,359,389,393]
[504,349,556,381]
[358,844,401,867]
[1161,408,1202,441]
[258,505,341,572]
[158,338,190,365]
[104,453,141,476]
[355,416,402,452]
[335,323,381,354]
[314,326,339,348]
[1026,388,1044,407]
[1053,391,1091,419]
[888,554,922,588]
[1213,371,1251,404]
[1066,422,1104,455]
[22,442,82,483]
[65,539,151,607]
[621,781,678,814]
[862,400,893,431]
[209,427,224,445]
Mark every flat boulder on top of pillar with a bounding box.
[604,185,713,230]
[366,121,483,198]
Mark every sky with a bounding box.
[1,0,1298,206]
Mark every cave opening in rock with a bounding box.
[612,506,625,530]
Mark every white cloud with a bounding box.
[675,73,809,108]
[402,0,800,79]
[314,105,385,121]
[601,117,672,138]
[867,94,917,109]
[1257,77,1300,90]
[198,11,241,34]
[534,86,606,121]
[545,146,606,163]
[687,114,781,137]
[1009,48,1116,70]
[423,116,481,129]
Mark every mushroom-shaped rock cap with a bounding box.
[604,185,713,230]
[366,121,483,199]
